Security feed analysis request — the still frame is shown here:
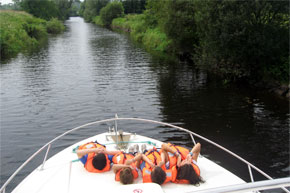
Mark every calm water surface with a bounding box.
[1,17,289,192]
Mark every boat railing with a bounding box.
[189,177,290,193]
[1,116,289,193]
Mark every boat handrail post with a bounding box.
[248,164,255,182]
[189,133,197,145]
[40,144,51,171]
[67,161,73,193]
[115,114,119,146]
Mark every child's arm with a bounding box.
[76,147,104,158]
[158,152,166,167]
[141,154,155,168]
[189,143,201,162]
[161,143,181,167]
[125,153,142,165]
[161,143,176,154]
[177,153,182,167]
[112,164,133,173]
[104,149,122,155]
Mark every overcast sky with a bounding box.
[1,0,13,5]
[0,0,84,5]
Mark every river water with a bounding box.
[1,17,289,192]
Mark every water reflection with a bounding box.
[156,63,289,182]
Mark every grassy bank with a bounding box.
[0,10,64,59]
[111,14,171,53]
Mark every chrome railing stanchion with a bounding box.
[190,133,197,145]
[115,114,119,146]
[248,165,255,182]
[67,161,72,193]
[40,144,51,170]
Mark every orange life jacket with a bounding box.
[113,152,138,181]
[142,148,160,183]
[164,166,177,184]
[142,165,178,184]
[173,163,200,184]
[165,143,201,184]
[142,148,177,184]
[78,141,110,173]
[144,147,162,169]
[112,152,134,164]
[167,143,190,168]
[142,167,153,183]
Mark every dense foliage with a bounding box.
[122,0,146,14]
[0,11,45,58]
[0,11,64,59]
[158,0,197,55]
[20,0,72,20]
[112,14,171,53]
[46,18,65,34]
[195,0,289,82]
[70,0,81,16]
[100,1,124,27]
[82,0,109,22]
[111,0,289,83]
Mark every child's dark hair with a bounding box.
[92,153,106,170]
[151,166,166,185]
[177,164,204,185]
[120,168,134,184]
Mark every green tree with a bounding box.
[55,0,73,20]
[160,0,197,55]
[79,0,86,16]
[20,0,72,20]
[143,0,163,28]
[100,1,124,27]
[83,0,109,22]
[20,0,59,20]
[122,0,146,14]
[195,0,289,81]
[70,0,81,16]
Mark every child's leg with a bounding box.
[131,153,142,168]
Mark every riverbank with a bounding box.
[102,14,289,100]
[0,10,65,60]
[95,14,171,54]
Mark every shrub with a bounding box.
[93,16,104,26]
[83,0,109,22]
[100,1,124,27]
[143,28,171,52]
[46,18,65,34]
[111,14,171,53]
[127,14,147,42]
[0,11,47,59]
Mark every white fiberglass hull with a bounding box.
[12,132,248,193]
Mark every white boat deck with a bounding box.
[12,132,249,193]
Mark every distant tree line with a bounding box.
[19,0,72,20]
[0,0,82,20]
[80,0,146,22]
